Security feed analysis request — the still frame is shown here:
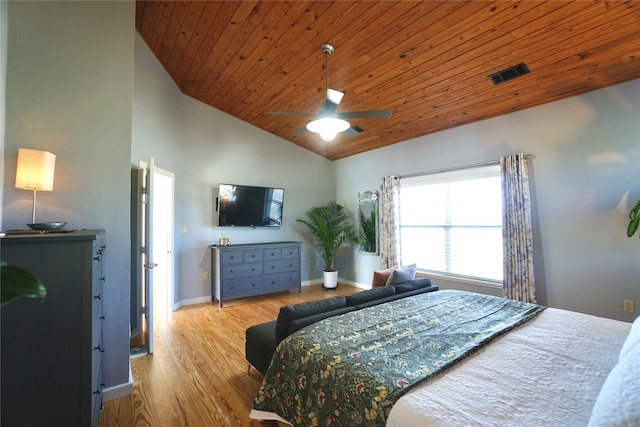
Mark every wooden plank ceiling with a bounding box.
[136,1,640,161]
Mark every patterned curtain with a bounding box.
[501,154,536,303]
[379,175,401,269]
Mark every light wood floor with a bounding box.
[99,284,360,427]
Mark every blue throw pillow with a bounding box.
[385,263,417,285]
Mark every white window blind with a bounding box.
[400,165,503,282]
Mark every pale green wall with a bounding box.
[335,79,640,322]
[2,1,134,389]
[132,34,336,305]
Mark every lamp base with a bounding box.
[27,222,67,231]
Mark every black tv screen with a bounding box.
[217,183,284,227]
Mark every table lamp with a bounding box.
[14,148,64,231]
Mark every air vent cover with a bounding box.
[488,63,530,85]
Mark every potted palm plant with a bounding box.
[297,201,361,289]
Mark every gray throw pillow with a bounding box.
[385,263,417,285]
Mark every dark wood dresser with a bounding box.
[1,229,105,427]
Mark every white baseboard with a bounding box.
[102,361,134,402]
[173,295,211,310]
[337,279,369,289]
[172,280,365,310]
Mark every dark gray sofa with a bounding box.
[245,278,438,375]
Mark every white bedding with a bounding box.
[251,307,632,426]
[386,308,631,427]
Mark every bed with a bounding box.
[250,289,638,426]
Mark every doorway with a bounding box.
[130,160,175,357]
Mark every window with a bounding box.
[399,165,503,282]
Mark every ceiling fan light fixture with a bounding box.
[320,132,338,142]
[306,117,350,141]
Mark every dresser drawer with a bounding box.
[224,276,264,297]
[282,246,300,259]
[243,249,263,263]
[264,271,299,291]
[263,247,282,261]
[264,259,298,274]
[221,250,245,265]
[223,262,263,279]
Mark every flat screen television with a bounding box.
[217,183,284,227]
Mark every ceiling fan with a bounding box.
[266,43,393,142]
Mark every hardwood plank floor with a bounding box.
[99,284,360,427]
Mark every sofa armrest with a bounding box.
[275,296,347,343]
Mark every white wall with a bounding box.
[336,79,640,322]
[132,34,184,307]
[132,35,337,305]
[2,1,134,389]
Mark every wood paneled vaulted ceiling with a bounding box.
[136,1,640,161]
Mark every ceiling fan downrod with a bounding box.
[321,43,334,94]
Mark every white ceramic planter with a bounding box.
[323,270,339,289]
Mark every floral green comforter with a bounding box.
[252,290,545,426]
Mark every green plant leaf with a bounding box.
[1,261,47,306]
[360,209,377,252]
[628,199,640,239]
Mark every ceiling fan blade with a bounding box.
[322,89,344,115]
[327,89,344,105]
[291,127,307,137]
[266,111,317,117]
[336,109,393,119]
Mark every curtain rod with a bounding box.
[400,154,535,179]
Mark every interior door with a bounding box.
[142,158,156,354]
[152,167,175,317]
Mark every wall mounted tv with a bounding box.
[217,183,284,227]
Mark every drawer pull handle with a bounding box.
[94,345,102,351]
[100,276,106,282]
[94,294,101,300]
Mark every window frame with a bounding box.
[399,165,503,287]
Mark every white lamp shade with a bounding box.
[15,148,56,191]
[306,117,350,142]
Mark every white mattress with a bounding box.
[386,308,631,427]
[251,308,631,426]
